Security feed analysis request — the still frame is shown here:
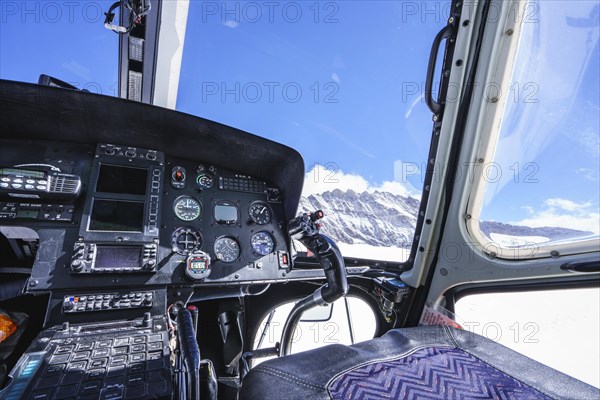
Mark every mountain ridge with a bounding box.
[300,189,593,248]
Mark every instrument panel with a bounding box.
[0,139,292,292]
[160,157,290,284]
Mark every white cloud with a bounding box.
[545,198,591,212]
[576,128,600,157]
[576,168,598,181]
[302,164,418,198]
[512,198,600,234]
[222,20,239,28]
[331,73,341,83]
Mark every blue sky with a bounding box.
[0,1,442,188]
[0,0,598,235]
[176,1,443,186]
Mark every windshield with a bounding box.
[0,1,452,262]
[176,1,450,261]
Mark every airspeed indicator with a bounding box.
[174,196,202,221]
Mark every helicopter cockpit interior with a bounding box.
[1,0,599,399]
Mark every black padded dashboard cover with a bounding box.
[0,79,304,222]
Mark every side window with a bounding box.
[455,287,600,388]
[253,296,378,363]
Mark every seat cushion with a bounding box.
[328,346,550,399]
[241,326,599,400]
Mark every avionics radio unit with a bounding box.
[0,166,81,200]
[74,144,164,274]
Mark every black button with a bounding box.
[31,389,54,400]
[129,353,145,363]
[147,369,164,382]
[72,351,91,361]
[55,345,74,354]
[55,384,79,399]
[132,336,145,344]
[148,342,162,351]
[67,361,87,372]
[79,395,100,400]
[131,344,146,352]
[129,363,145,373]
[80,380,101,395]
[45,364,65,375]
[110,355,127,366]
[99,385,124,400]
[90,358,108,368]
[111,346,128,356]
[96,340,112,348]
[146,358,164,371]
[49,354,70,365]
[125,384,145,399]
[87,368,105,379]
[105,375,125,386]
[34,375,61,390]
[93,348,110,358]
[147,334,162,343]
[107,365,126,377]
[61,372,84,385]
[126,373,144,385]
[147,351,163,361]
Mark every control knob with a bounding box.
[143,293,153,306]
[71,259,83,272]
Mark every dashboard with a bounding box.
[0,80,321,303]
[0,139,291,292]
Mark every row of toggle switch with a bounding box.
[63,291,154,313]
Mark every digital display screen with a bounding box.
[96,165,148,195]
[89,199,144,232]
[214,203,238,223]
[16,210,40,219]
[0,168,45,179]
[95,246,142,269]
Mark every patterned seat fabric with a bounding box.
[241,326,599,400]
[328,346,550,400]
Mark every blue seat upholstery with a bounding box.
[241,326,599,400]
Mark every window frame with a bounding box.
[464,0,600,260]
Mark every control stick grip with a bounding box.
[280,211,348,356]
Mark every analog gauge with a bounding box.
[172,227,202,255]
[173,196,202,221]
[249,202,272,225]
[251,231,275,256]
[213,236,240,263]
[196,173,214,189]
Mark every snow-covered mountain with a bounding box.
[300,189,419,248]
[299,190,593,252]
